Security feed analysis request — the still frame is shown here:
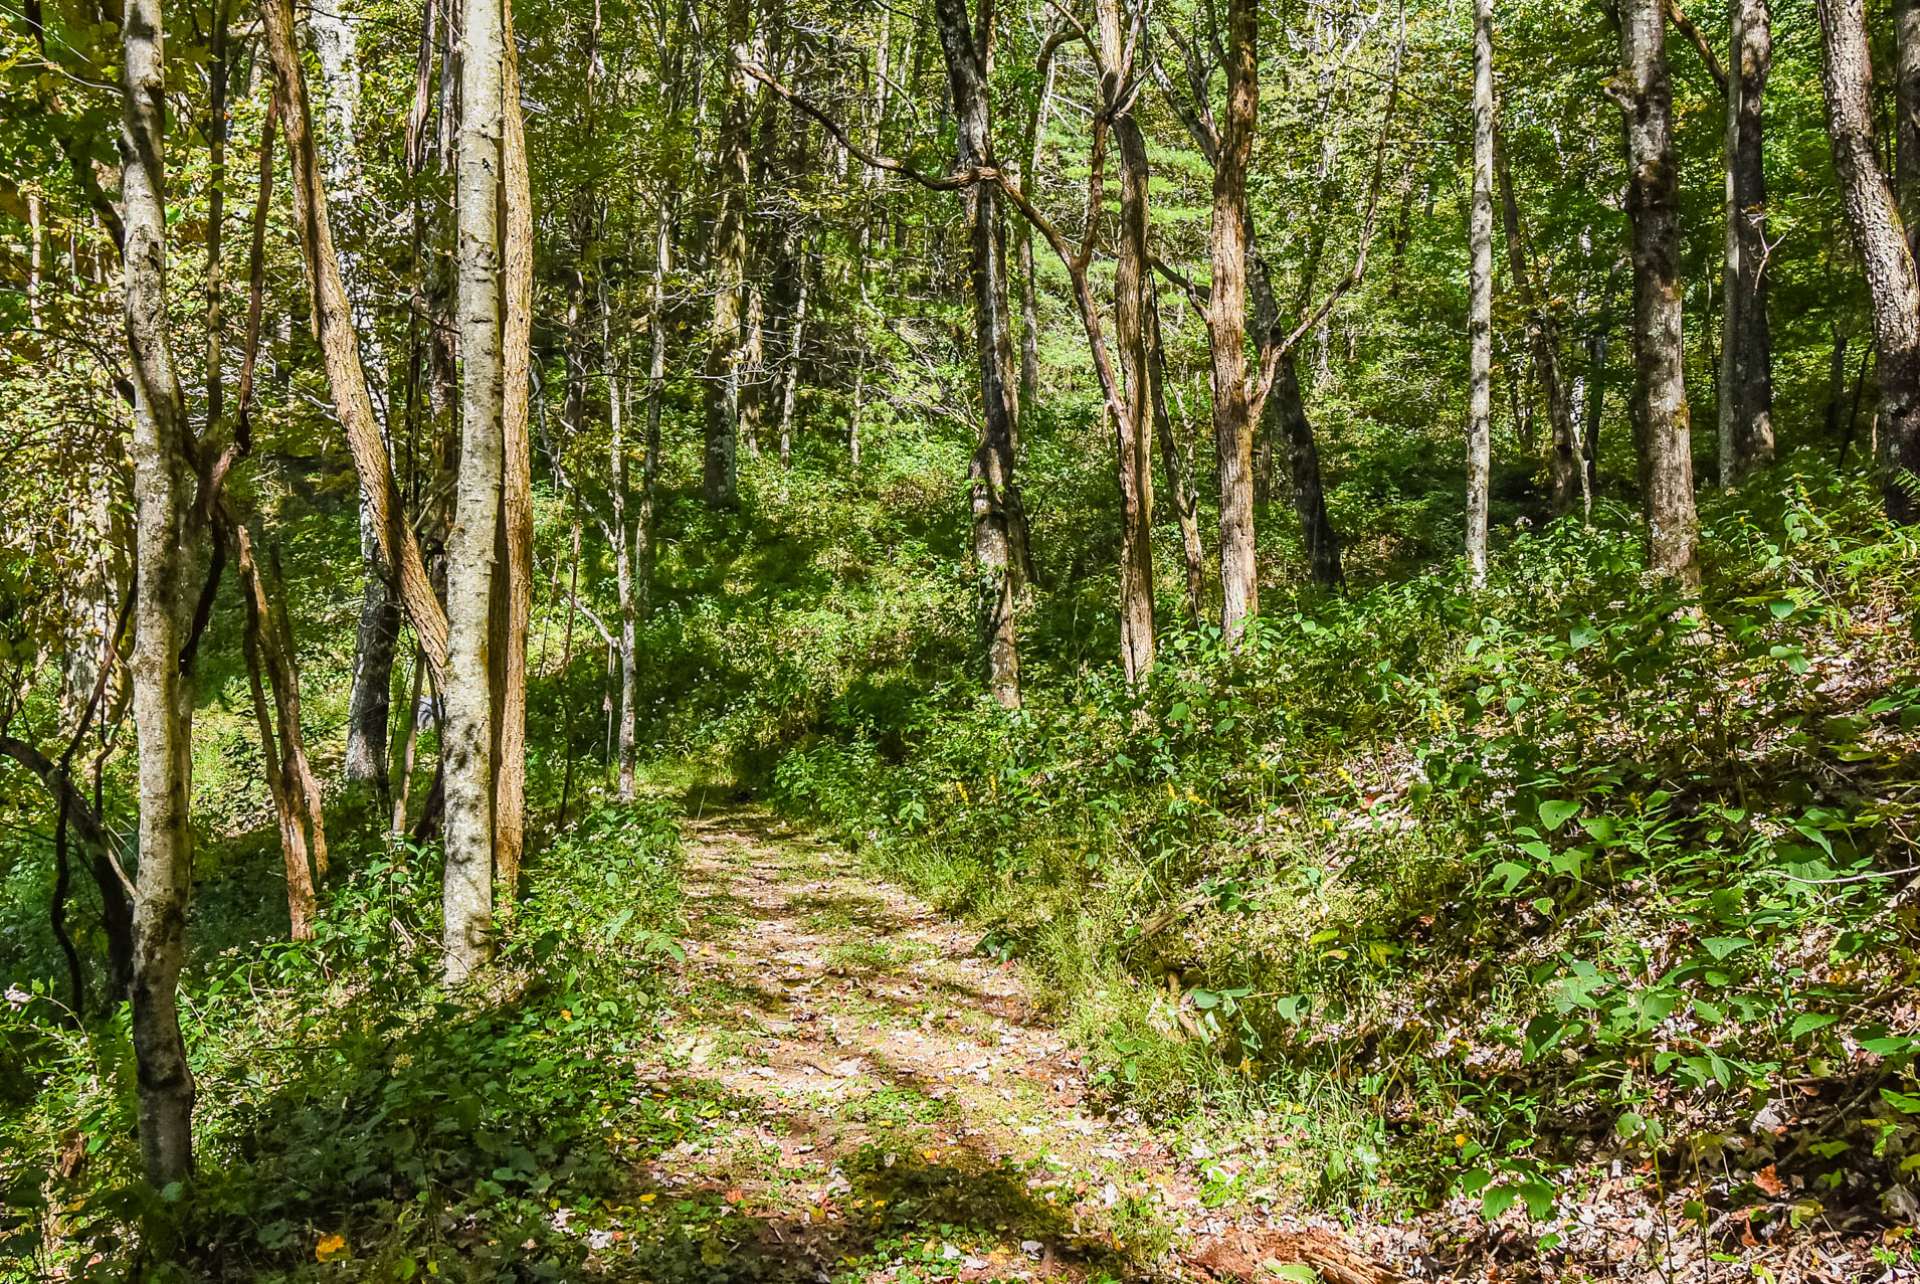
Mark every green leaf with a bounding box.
[1788,1013,1838,1039]
[1266,1267,1320,1283]
[1879,1089,1920,1114]
[1568,624,1598,651]
[1538,799,1580,832]
[1488,861,1530,894]
[1518,1177,1556,1220]
[1481,1185,1518,1220]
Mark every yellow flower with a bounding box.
[315,1233,348,1263]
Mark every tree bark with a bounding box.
[1618,0,1699,577]
[493,11,533,905]
[1467,0,1494,586]
[444,0,507,982]
[642,197,672,622]
[1207,0,1261,635]
[119,0,198,1186]
[1719,0,1774,485]
[611,355,638,801]
[261,0,451,681]
[1099,0,1157,684]
[1016,52,1057,413]
[1896,0,1920,260]
[703,0,750,507]
[233,523,318,939]
[1496,133,1579,515]
[1146,290,1206,620]
[934,0,1021,705]
[1820,0,1920,523]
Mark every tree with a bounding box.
[703,0,751,508]
[932,0,1023,704]
[1819,0,1920,523]
[1496,132,1581,515]
[443,0,511,982]
[119,0,201,1185]
[1720,0,1774,485]
[1467,0,1493,586]
[1615,0,1698,578]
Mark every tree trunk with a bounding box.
[703,0,750,507]
[1896,0,1920,260]
[1208,0,1260,636]
[1467,0,1493,586]
[642,198,672,622]
[1266,350,1343,586]
[444,0,507,982]
[493,11,533,905]
[233,523,318,939]
[119,0,198,1186]
[1720,0,1774,485]
[611,356,638,802]
[934,0,1021,706]
[1496,133,1579,515]
[1820,0,1920,523]
[1101,0,1157,683]
[1147,290,1206,620]
[1017,53,1057,412]
[1618,0,1699,577]
[261,0,451,680]
[779,241,809,469]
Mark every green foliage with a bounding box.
[0,803,683,1279]
[771,456,1920,1224]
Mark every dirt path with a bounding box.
[619,806,1394,1284]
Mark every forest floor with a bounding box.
[614,804,1397,1284]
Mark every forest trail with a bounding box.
[622,804,1398,1284]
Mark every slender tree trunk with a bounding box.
[120,0,198,1186]
[1017,53,1057,412]
[26,192,42,328]
[492,13,533,904]
[1896,0,1920,260]
[934,0,1021,705]
[642,198,671,621]
[234,526,317,938]
[1208,0,1260,636]
[312,0,401,796]
[261,0,451,680]
[1618,0,1699,577]
[1466,0,1494,585]
[1100,0,1157,683]
[1720,0,1774,485]
[391,645,427,835]
[1820,0,1920,522]
[611,356,638,801]
[444,0,507,982]
[1267,350,1343,585]
[1147,290,1206,620]
[779,245,809,469]
[1496,135,1578,514]
[703,0,750,507]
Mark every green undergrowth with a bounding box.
[1,801,684,1280]
[769,457,1920,1233]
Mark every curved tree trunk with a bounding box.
[1821,0,1920,523]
